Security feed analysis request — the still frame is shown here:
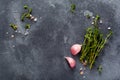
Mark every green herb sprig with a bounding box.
[80,15,112,69]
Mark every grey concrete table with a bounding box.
[0,0,120,80]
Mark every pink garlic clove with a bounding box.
[70,44,82,55]
[65,57,76,68]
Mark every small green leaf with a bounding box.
[70,4,76,13]
[97,65,102,74]
[96,15,100,20]
[86,14,90,19]
[21,13,27,21]
[24,5,28,9]
[21,13,31,21]
[10,23,18,30]
[28,8,32,14]
[25,13,31,18]
[25,24,30,29]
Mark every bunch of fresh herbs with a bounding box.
[80,15,112,69]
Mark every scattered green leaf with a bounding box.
[21,13,31,21]
[9,23,18,30]
[24,5,32,14]
[70,4,76,13]
[25,13,31,18]
[24,5,28,9]
[21,13,26,21]
[97,65,102,74]
[86,14,90,19]
[28,8,32,14]
[25,24,30,29]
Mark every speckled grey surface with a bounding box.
[0,0,120,80]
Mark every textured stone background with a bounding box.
[0,0,120,80]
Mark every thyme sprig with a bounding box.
[80,15,112,69]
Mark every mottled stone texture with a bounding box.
[0,0,120,80]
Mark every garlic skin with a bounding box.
[65,57,76,68]
[70,44,82,55]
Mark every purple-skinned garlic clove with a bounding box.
[70,44,82,55]
[65,57,76,68]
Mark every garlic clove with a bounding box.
[70,44,82,55]
[65,57,76,68]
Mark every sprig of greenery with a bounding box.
[21,13,26,21]
[80,15,112,69]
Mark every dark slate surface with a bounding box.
[0,0,120,80]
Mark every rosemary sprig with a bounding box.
[80,15,112,69]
